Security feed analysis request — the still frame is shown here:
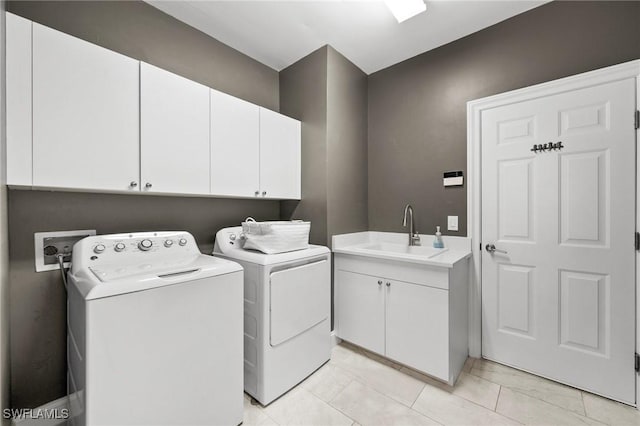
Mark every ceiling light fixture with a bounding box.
[383,0,427,23]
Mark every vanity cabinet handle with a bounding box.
[129,181,138,188]
[386,282,391,287]
[145,182,153,189]
[377,280,382,286]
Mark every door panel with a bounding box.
[140,63,210,195]
[210,89,260,197]
[32,23,139,191]
[269,260,329,346]
[386,280,449,381]
[497,264,535,338]
[335,270,385,354]
[560,151,608,246]
[481,78,636,404]
[259,108,301,199]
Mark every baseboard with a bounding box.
[10,395,70,426]
[330,330,342,347]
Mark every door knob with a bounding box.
[485,244,508,254]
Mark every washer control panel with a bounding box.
[73,231,199,273]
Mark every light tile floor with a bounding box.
[243,342,640,426]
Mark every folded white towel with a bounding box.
[241,218,311,254]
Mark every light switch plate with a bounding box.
[447,216,459,232]
[35,229,96,272]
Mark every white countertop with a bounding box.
[332,231,472,268]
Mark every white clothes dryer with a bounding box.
[68,231,243,426]
[213,226,331,405]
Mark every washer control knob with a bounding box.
[179,238,188,246]
[138,239,153,251]
[93,244,106,254]
[114,242,126,252]
[229,234,236,241]
[164,239,174,248]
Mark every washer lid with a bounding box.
[72,254,242,300]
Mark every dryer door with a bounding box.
[270,258,329,346]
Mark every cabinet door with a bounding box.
[386,280,449,380]
[32,23,139,191]
[335,270,385,354]
[210,89,260,197]
[141,63,210,195]
[6,13,32,185]
[259,108,301,199]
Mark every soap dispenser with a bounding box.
[433,226,444,248]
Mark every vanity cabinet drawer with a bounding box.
[334,254,449,290]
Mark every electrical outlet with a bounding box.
[35,230,96,272]
[447,216,459,232]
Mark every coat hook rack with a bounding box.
[531,141,564,153]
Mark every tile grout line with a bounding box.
[470,359,595,417]
[505,386,609,425]
[494,385,502,412]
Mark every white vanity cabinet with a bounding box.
[335,254,469,385]
[141,63,210,195]
[31,23,140,192]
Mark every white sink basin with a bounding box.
[354,242,448,259]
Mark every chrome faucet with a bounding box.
[402,204,421,246]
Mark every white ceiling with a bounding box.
[147,0,549,74]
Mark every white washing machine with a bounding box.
[213,227,331,405]
[67,231,244,426]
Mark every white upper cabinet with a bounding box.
[7,15,301,200]
[31,23,140,192]
[141,63,210,195]
[259,108,301,199]
[210,89,260,197]
[6,13,33,186]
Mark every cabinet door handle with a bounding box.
[145,182,153,189]
[129,181,138,188]
[262,191,267,196]
[386,282,391,287]
[377,280,382,286]
[255,190,259,196]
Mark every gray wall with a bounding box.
[280,46,368,246]
[326,46,368,239]
[280,47,329,246]
[368,0,640,236]
[6,0,281,409]
[0,1,10,424]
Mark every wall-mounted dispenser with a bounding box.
[443,171,464,187]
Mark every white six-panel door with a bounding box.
[481,78,636,403]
